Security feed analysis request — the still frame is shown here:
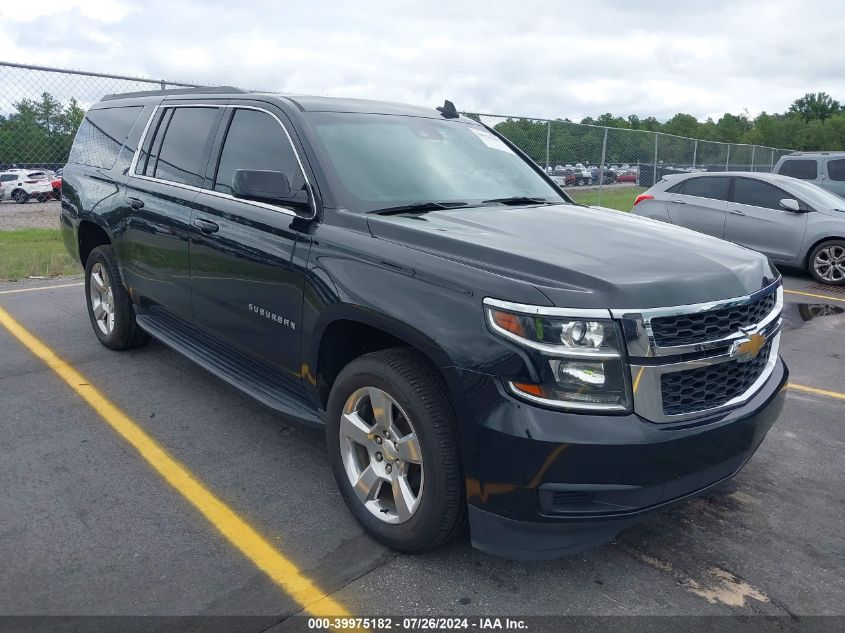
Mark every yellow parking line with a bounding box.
[0,305,352,618]
[0,282,83,295]
[784,289,845,304]
[788,383,845,401]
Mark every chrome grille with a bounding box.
[650,292,776,347]
[661,339,773,416]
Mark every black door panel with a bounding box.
[190,192,306,378]
[121,179,199,317]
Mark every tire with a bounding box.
[326,348,466,553]
[13,189,28,204]
[807,239,845,286]
[84,245,150,350]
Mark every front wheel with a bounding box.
[808,240,845,286]
[326,348,466,553]
[13,190,28,204]
[84,245,150,349]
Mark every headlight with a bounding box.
[484,298,631,412]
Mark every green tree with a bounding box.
[789,92,842,122]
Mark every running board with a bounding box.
[136,311,321,426]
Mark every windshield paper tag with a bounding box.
[470,128,514,153]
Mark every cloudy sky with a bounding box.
[0,0,841,122]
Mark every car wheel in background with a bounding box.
[84,245,151,350]
[326,348,466,553]
[808,239,845,286]
[13,190,28,204]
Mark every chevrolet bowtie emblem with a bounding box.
[730,332,767,363]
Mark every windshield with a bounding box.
[783,179,845,210]
[305,112,566,212]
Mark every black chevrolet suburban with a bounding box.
[61,88,787,560]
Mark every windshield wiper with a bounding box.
[371,201,469,215]
[481,196,554,206]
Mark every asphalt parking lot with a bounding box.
[0,271,843,628]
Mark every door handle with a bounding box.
[673,199,687,205]
[728,209,746,216]
[126,196,144,210]
[193,218,220,234]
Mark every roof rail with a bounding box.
[100,85,247,101]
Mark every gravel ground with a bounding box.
[0,198,61,230]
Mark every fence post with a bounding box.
[725,145,730,171]
[692,140,698,170]
[771,151,774,173]
[652,133,658,186]
[598,127,608,205]
[160,80,166,92]
[751,145,756,172]
[545,121,551,172]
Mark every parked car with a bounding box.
[62,89,787,560]
[591,167,617,185]
[616,170,638,183]
[632,171,845,285]
[51,175,62,199]
[0,169,54,203]
[0,181,5,201]
[572,167,592,186]
[551,167,576,187]
[773,151,845,198]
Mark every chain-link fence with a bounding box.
[1,60,794,206]
[0,61,201,172]
[471,114,794,205]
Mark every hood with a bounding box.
[366,203,777,310]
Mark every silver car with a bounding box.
[774,151,845,198]
[632,172,845,285]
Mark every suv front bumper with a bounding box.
[456,358,788,560]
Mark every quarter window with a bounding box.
[679,177,730,201]
[214,109,305,200]
[778,159,817,180]
[151,107,220,187]
[68,106,143,170]
[733,178,788,210]
[827,158,845,181]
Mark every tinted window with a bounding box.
[1,174,18,182]
[778,159,817,180]
[827,158,845,181]
[214,109,305,198]
[680,177,730,200]
[152,107,219,187]
[666,181,684,193]
[733,178,787,210]
[68,106,143,169]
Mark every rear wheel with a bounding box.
[13,190,28,204]
[84,245,150,349]
[326,348,466,553]
[808,239,845,286]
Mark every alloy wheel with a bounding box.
[813,245,845,283]
[339,386,424,524]
[89,262,115,335]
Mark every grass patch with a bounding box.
[0,229,79,281]
[569,186,645,212]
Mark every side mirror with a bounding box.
[231,169,311,212]
[779,198,802,212]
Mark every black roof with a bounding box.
[99,87,460,119]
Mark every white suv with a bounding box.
[0,169,54,204]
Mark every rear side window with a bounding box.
[778,159,817,180]
[666,181,684,194]
[68,106,143,170]
[679,177,730,201]
[149,107,220,187]
[733,178,787,210]
[827,159,845,181]
[213,108,305,198]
